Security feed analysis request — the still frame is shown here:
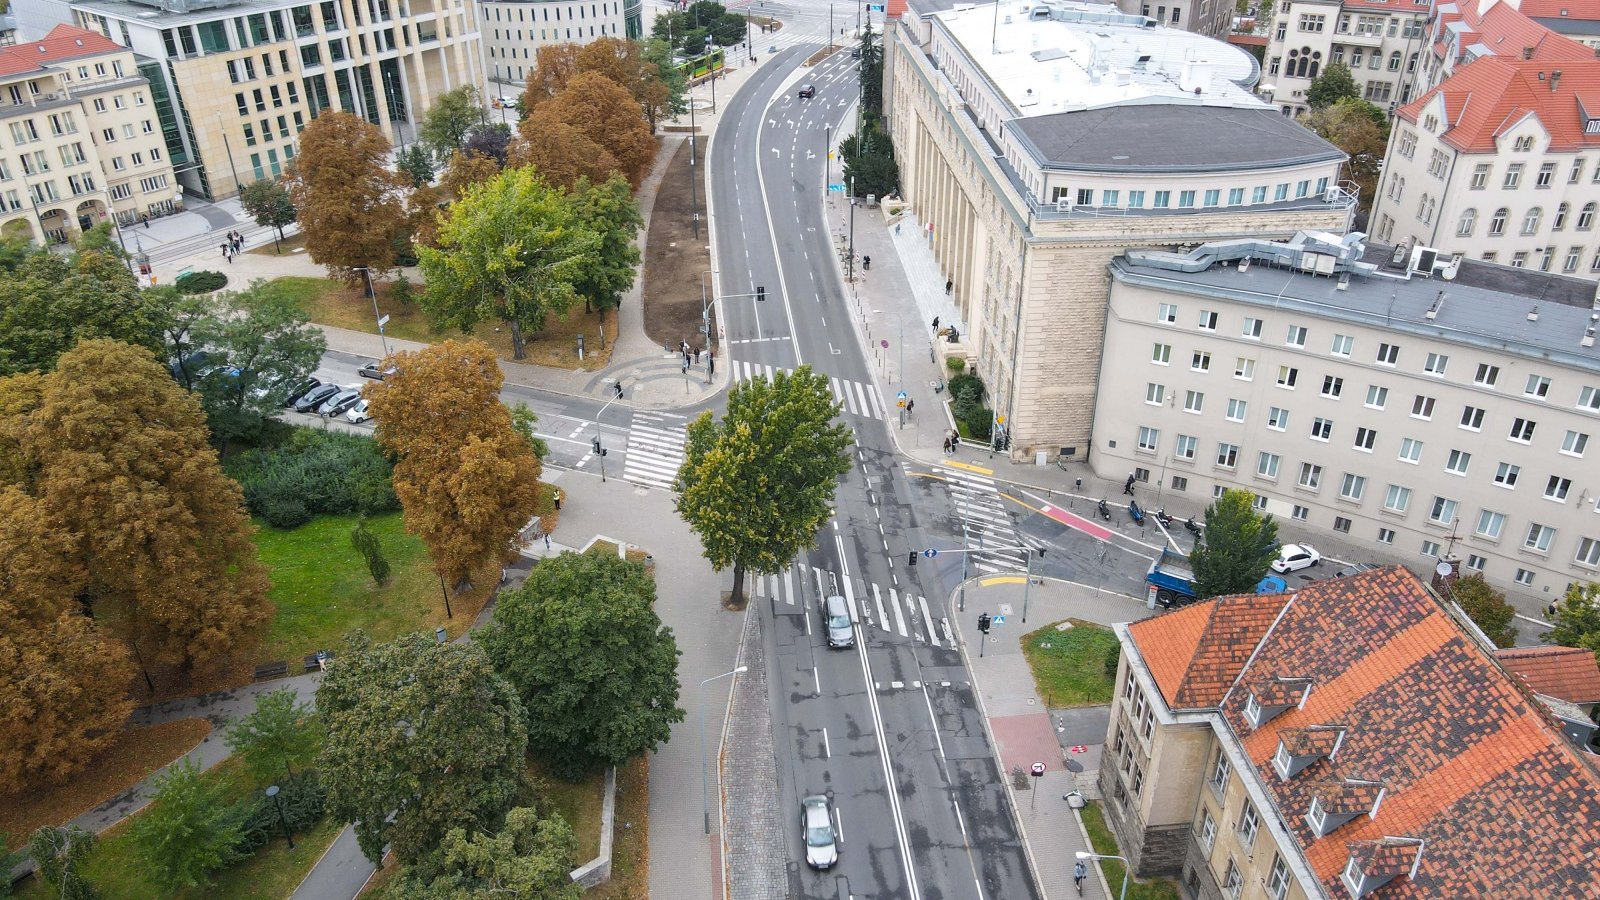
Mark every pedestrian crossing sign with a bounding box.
[991,615,1006,625]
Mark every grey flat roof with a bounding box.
[1009,105,1344,173]
[1111,248,1600,371]
[1532,15,1600,36]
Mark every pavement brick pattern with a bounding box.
[722,610,789,900]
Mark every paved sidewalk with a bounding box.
[953,577,1160,900]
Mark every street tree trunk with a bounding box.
[509,318,526,360]
[728,563,746,609]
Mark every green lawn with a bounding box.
[1080,801,1182,900]
[527,761,604,863]
[1019,619,1121,708]
[253,511,458,664]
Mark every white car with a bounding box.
[345,398,372,424]
[1271,543,1321,573]
[801,795,837,869]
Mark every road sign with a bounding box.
[868,2,885,9]
[880,339,889,348]
[897,390,908,400]
[377,314,390,327]
[828,183,846,192]
[1030,762,1046,777]
[992,614,1006,625]
[922,548,938,558]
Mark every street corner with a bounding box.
[989,712,1067,776]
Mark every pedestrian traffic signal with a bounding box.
[756,285,766,302]
[908,551,917,566]
[977,613,991,634]
[592,437,602,455]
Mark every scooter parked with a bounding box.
[1154,507,1174,528]
[1184,516,1204,536]
[1097,498,1111,521]
[1129,500,1145,525]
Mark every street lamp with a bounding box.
[700,268,718,349]
[355,266,390,356]
[698,665,749,834]
[1076,851,1128,900]
[265,785,295,849]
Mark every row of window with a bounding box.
[486,24,614,47]
[1047,178,1332,211]
[1198,750,1291,900]
[485,1,620,23]
[1451,203,1600,238]
[234,82,303,116]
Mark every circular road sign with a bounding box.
[881,339,889,348]
[1030,762,1046,777]
[922,548,938,559]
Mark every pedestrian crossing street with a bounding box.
[939,466,1028,575]
[754,561,954,648]
[728,360,889,420]
[622,412,687,491]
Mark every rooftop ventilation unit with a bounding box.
[1409,245,1439,276]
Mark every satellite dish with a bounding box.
[1435,561,1454,578]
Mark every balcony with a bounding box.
[1332,27,1384,48]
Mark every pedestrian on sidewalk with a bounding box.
[942,435,952,454]
[553,489,562,511]
[141,214,150,229]
[945,279,953,295]
[932,316,940,334]
[708,353,716,379]
[695,347,703,365]
[613,381,624,400]
[1073,861,1087,893]
[1124,472,1136,496]
[905,397,914,416]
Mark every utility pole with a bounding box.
[688,106,700,239]
[829,3,834,50]
[847,175,856,281]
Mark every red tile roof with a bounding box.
[1397,54,1600,153]
[0,25,123,78]
[1495,645,1600,703]
[1127,566,1600,898]
[1517,0,1600,21]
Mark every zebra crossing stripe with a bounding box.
[871,583,887,627]
[843,576,859,624]
[918,596,939,646]
[888,587,908,637]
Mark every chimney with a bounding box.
[1551,69,1563,91]
[1431,557,1463,596]
[1523,46,1535,60]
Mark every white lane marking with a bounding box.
[838,537,859,623]
[852,612,922,899]
[919,596,940,647]
[889,587,908,637]
[755,99,806,365]
[813,667,821,696]
[872,583,888,628]
[823,727,831,759]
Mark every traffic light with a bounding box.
[977,613,991,634]
[591,437,602,455]
[756,285,766,302]
[1037,546,1046,558]
[908,551,917,567]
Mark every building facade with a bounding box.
[0,24,179,244]
[1092,230,1600,598]
[884,0,1353,459]
[1103,566,1600,898]
[1260,0,1431,118]
[1112,0,1235,39]
[479,0,640,88]
[1416,0,1595,96]
[16,0,483,199]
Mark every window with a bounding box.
[1210,753,1231,791]
[1556,203,1571,231]
[1216,443,1240,469]
[1365,385,1388,409]
[1203,189,1220,207]
[1494,463,1520,488]
[1522,207,1544,235]
[1384,484,1412,513]
[1354,427,1376,451]
[1277,366,1299,388]
[1545,476,1572,501]
[1184,391,1204,414]
[1137,426,1160,452]
[1430,496,1459,526]
[1505,164,1524,190]
[1515,568,1536,586]
[1242,317,1263,339]
[1461,406,1485,430]
[1399,437,1423,463]
[1538,162,1557,187]
[1457,208,1477,237]
[1489,207,1508,236]
[1580,386,1600,412]
[1319,375,1343,399]
[1237,803,1261,849]
[1524,374,1552,399]
[1234,358,1255,380]
[1377,343,1399,365]
[1510,418,1537,442]
[1422,540,1441,557]
[1582,203,1598,230]
[1257,452,1281,478]
[1470,163,1490,189]
[1339,473,1367,501]
[1226,399,1248,422]
[1298,463,1322,490]
[1198,310,1218,331]
[1576,537,1600,568]
[1179,190,1196,208]
[1192,351,1212,372]
[1200,810,1218,851]
[1175,434,1197,460]
[1229,188,1245,205]
[1378,527,1396,545]
[1157,303,1177,323]
[1423,352,1449,376]
[1330,333,1353,357]
[1146,383,1166,405]
[1292,505,1309,521]
[1154,190,1170,208]
[1311,417,1333,441]
[1562,430,1588,457]
[1267,407,1289,431]
[1446,449,1472,475]
[1466,554,1487,572]
[1412,395,1435,419]
[1474,363,1500,387]
[1476,510,1506,539]
[1171,476,1188,492]
[1252,186,1268,204]
[1526,523,1556,552]
[1152,343,1171,364]
[1566,246,1583,273]
[1285,324,1307,348]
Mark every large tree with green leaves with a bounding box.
[1188,488,1280,599]
[191,279,327,449]
[417,167,599,359]
[419,86,488,159]
[224,688,322,785]
[130,759,245,892]
[389,806,580,900]
[0,249,164,375]
[480,552,682,778]
[286,110,409,283]
[317,631,529,868]
[1306,62,1360,109]
[1301,97,1388,209]
[1544,582,1600,663]
[1449,574,1518,648]
[642,38,689,128]
[27,825,98,900]
[238,178,298,251]
[570,174,642,332]
[676,366,853,606]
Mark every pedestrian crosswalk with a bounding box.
[753,562,953,649]
[728,360,889,420]
[622,412,687,491]
[940,467,1028,575]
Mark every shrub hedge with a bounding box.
[225,427,398,528]
[176,270,229,294]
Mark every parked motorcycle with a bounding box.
[1154,507,1174,528]
[1129,500,1145,525]
[1097,498,1111,521]
[1184,517,1204,536]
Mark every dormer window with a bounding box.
[1245,693,1263,726]
[1273,726,1344,780]
[1272,741,1294,779]
[1341,857,1370,896]
[1240,678,1313,730]
[1308,779,1385,836]
[1341,838,1424,897]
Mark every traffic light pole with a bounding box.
[908,542,1045,650]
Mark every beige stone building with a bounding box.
[1259,0,1431,118]
[16,0,483,199]
[0,24,178,244]
[1112,0,1235,39]
[884,0,1352,458]
[1103,566,1600,898]
[479,0,640,89]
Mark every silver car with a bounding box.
[801,795,837,869]
[822,595,853,648]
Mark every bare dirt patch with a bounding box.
[641,139,712,355]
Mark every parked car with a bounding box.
[282,376,322,407]
[1271,543,1322,573]
[292,383,340,413]
[797,83,816,99]
[345,398,372,424]
[801,795,837,869]
[318,386,363,417]
[822,594,853,648]
[358,362,397,380]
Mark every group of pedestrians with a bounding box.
[679,340,715,381]
[942,429,960,455]
[218,230,245,263]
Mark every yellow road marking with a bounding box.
[980,575,1026,586]
[942,459,994,475]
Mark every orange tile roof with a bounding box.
[1495,645,1600,703]
[1517,0,1600,20]
[1132,566,1600,897]
[0,25,122,78]
[1397,54,1600,153]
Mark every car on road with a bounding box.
[358,362,397,380]
[292,383,340,413]
[801,795,837,869]
[345,398,372,424]
[797,83,816,99]
[317,386,363,417]
[822,594,853,648]
[282,376,322,407]
[1271,543,1322,573]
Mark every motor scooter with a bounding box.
[1096,498,1111,521]
[1184,517,1204,536]
[1154,507,1174,528]
[1128,500,1145,525]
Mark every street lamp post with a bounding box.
[700,268,718,351]
[1076,851,1129,900]
[356,267,390,356]
[265,785,296,849]
[698,665,749,834]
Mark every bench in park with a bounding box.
[253,660,289,681]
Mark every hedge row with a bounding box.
[225,427,398,528]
